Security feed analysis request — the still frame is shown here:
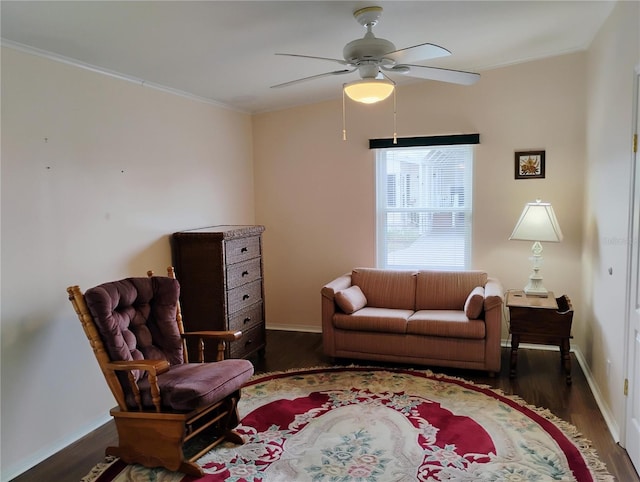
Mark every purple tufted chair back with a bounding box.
[83,276,184,404]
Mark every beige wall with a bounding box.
[584,0,639,442]
[1,47,255,479]
[254,52,586,336]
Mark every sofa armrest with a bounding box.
[321,273,352,300]
[321,273,352,357]
[483,277,504,373]
[484,277,504,311]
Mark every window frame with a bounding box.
[374,142,476,271]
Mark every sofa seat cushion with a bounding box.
[333,307,412,334]
[351,268,417,310]
[407,310,486,339]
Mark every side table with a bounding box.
[506,290,574,385]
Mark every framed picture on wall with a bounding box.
[514,150,545,179]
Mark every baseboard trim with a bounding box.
[572,346,621,442]
[266,323,322,334]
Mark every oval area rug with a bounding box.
[84,366,613,481]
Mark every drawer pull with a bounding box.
[241,247,248,253]
[242,270,249,277]
[242,294,250,300]
[245,339,253,346]
[243,317,251,324]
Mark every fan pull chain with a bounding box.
[393,88,397,144]
[342,88,347,141]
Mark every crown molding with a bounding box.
[1,38,248,114]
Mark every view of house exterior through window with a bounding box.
[376,145,473,270]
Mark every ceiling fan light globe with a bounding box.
[344,79,394,104]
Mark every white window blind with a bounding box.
[375,144,474,270]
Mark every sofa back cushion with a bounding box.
[351,268,417,310]
[415,270,488,310]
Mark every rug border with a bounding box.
[80,455,122,482]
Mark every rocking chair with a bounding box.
[67,267,254,476]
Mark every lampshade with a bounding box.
[343,79,394,104]
[509,200,563,242]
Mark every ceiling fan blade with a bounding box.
[391,64,480,85]
[384,43,451,64]
[271,69,355,89]
[275,53,349,66]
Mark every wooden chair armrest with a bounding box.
[182,331,243,363]
[182,330,243,342]
[106,359,171,375]
[105,360,169,412]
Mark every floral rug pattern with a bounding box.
[84,367,613,482]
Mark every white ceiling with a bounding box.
[1,1,615,114]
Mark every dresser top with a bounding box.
[173,225,265,239]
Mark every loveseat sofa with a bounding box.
[321,268,504,374]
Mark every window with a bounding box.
[376,144,474,270]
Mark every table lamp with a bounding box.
[509,199,563,297]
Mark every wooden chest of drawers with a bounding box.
[171,225,266,360]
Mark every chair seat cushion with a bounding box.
[136,359,254,411]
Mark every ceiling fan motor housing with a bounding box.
[343,6,396,77]
[343,35,396,65]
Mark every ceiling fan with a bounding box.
[272,6,480,103]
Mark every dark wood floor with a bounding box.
[12,330,639,482]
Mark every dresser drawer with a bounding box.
[225,236,261,265]
[228,302,263,332]
[227,279,262,314]
[226,258,262,290]
[230,323,266,358]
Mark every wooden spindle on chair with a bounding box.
[148,372,162,412]
[217,341,226,362]
[167,267,190,363]
[198,337,205,363]
[127,372,143,410]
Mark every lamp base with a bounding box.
[523,285,549,298]
[523,246,549,297]
[523,276,549,298]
